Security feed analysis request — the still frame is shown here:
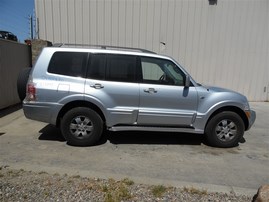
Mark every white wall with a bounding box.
[35,0,269,101]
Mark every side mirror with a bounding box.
[185,75,190,87]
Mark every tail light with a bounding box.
[26,82,36,101]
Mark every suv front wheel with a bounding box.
[61,107,103,146]
[205,111,244,148]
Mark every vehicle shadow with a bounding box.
[38,124,205,146]
[106,131,205,145]
[38,124,65,142]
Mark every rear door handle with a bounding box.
[144,88,157,93]
[90,83,104,89]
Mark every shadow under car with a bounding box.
[38,124,206,146]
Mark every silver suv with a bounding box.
[23,44,256,147]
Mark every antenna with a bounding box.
[28,14,34,39]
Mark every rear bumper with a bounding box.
[246,109,256,131]
[23,102,61,125]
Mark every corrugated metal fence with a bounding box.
[0,40,31,109]
[35,0,269,101]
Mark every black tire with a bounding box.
[205,111,244,148]
[17,68,31,101]
[60,107,103,146]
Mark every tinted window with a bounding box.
[87,54,106,80]
[141,57,185,86]
[106,55,137,82]
[48,52,88,77]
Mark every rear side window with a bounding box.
[106,55,137,82]
[88,54,106,80]
[87,54,137,82]
[48,52,88,77]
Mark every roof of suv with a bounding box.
[53,43,156,54]
[47,43,177,62]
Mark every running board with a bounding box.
[108,126,204,134]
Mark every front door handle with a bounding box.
[90,83,104,89]
[144,88,157,93]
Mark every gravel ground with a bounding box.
[0,166,252,202]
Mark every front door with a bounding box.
[137,57,198,127]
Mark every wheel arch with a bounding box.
[56,100,106,127]
[206,106,249,131]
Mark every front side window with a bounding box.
[48,52,88,77]
[141,57,185,86]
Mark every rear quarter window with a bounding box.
[48,52,88,77]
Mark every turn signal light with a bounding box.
[245,111,251,119]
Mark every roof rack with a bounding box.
[52,43,156,54]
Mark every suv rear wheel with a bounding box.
[61,107,103,146]
[205,111,244,148]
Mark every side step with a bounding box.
[108,126,204,134]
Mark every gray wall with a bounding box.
[0,40,31,109]
[35,0,269,101]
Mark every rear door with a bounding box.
[137,57,198,127]
[85,54,139,126]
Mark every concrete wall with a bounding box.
[31,39,52,65]
[0,40,31,109]
[35,0,269,101]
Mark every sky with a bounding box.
[0,0,34,42]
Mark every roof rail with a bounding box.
[52,43,156,54]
